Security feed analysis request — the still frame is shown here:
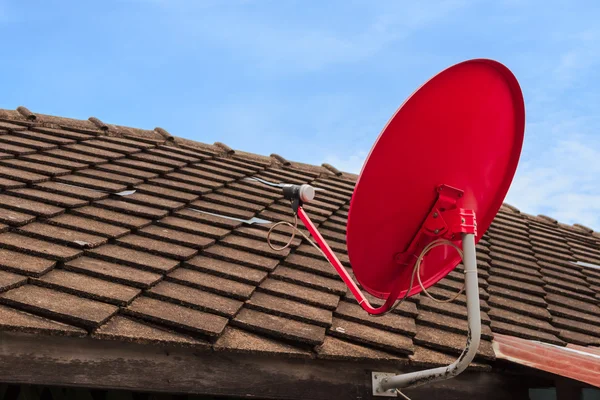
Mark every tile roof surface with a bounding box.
[0,108,599,371]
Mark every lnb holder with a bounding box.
[282,184,315,212]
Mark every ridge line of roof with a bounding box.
[0,107,359,181]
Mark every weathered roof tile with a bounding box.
[125,296,228,338]
[88,244,180,273]
[93,316,210,348]
[148,281,242,318]
[0,285,117,329]
[64,256,161,289]
[233,308,326,346]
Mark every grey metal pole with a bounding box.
[378,233,481,391]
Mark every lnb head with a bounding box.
[282,184,315,205]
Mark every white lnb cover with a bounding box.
[299,184,315,203]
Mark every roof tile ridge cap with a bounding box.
[537,214,558,225]
[16,106,37,121]
[321,163,343,177]
[213,142,235,155]
[500,203,520,213]
[270,153,291,166]
[154,127,174,141]
[88,116,110,133]
[572,223,594,235]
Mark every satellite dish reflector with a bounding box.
[257,58,525,391]
[346,58,525,300]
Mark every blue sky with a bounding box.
[1,1,599,229]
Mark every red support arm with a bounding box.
[297,207,397,314]
[297,184,476,315]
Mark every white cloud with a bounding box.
[506,135,600,230]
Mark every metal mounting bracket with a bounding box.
[372,372,398,397]
[375,232,482,391]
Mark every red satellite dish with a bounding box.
[346,58,525,299]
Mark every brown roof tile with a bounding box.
[233,308,326,346]
[64,256,161,289]
[0,158,70,176]
[221,234,290,259]
[418,297,491,325]
[558,329,600,346]
[488,307,559,335]
[185,255,267,285]
[95,198,168,219]
[316,336,404,362]
[410,345,490,370]
[0,270,27,293]
[47,214,130,239]
[417,310,493,340]
[551,315,600,338]
[488,295,551,321]
[175,207,243,229]
[157,216,229,239]
[0,304,86,336]
[65,143,124,160]
[115,158,173,174]
[0,142,38,156]
[45,148,107,165]
[487,285,547,308]
[271,265,346,295]
[23,153,87,170]
[490,320,565,346]
[116,234,198,260]
[259,279,340,310]
[148,281,242,318]
[135,183,199,202]
[0,165,48,183]
[96,163,158,180]
[0,194,64,217]
[546,285,597,304]
[76,168,143,186]
[19,222,107,248]
[413,325,495,361]
[35,181,109,201]
[204,244,279,271]
[0,177,26,190]
[0,232,82,261]
[0,248,56,276]
[488,275,545,297]
[72,206,152,229]
[247,292,332,327]
[548,303,600,325]
[130,152,186,168]
[335,300,416,337]
[284,252,340,278]
[56,174,126,192]
[84,139,141,155]
[329,317,414,356]
[0,285,117,329]
[34,269,140,306]
[137,224,214,249]
[0,207,36,226]
[215,187,274,206]
[125,296,228,338]
[214,327,312,358]
[88,244,179,274]
[167,267,255,300]
[9,188,88,208]
[93,316,210,348]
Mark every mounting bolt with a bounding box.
[434,229,440,234]
[433,212,438,218]
[461,218,466,223]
